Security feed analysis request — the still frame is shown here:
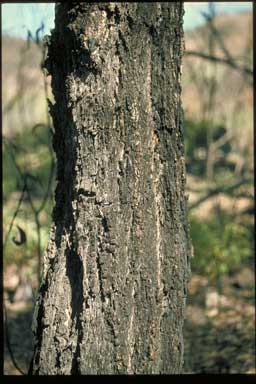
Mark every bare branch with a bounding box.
[189,178,253,211]
[209,131,233,153]
[185,50,253,80]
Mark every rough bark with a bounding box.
[30,2,191,374]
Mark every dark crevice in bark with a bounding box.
[98,213,120,366]
[149,24,158,39]
[118,30,129,53]
[104,6,115,22]
[55,338,61,370]
[63,194,84,374]
[101,217,109,233]
[114,8,121,25]
[77,188,96,198]
[63,135,84,374]
[32,278,50,375]
[65,243,83,321]
[95,242,105,304]
[71,328,83,375]
[127,14,135,30]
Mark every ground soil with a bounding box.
[4,266,255,374]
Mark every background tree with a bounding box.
[29,3,190,375]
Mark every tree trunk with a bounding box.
[30,2,190,375]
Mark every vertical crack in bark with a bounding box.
[32,281,49,374]
[61,219,84,374]
[151,148,165,371]
[147,39,165,370]
[127,284,135,374]
[62,118,84,374]
[71,323,83,375]
[148,44,162,299]
[95,210,119,368]
[96,221,105,304]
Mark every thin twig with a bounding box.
[3,184,26,252]
[185,50,253,79]
[189,178,253,211]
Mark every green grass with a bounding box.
[189,211,253,280]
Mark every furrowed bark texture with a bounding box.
[31,2,190,374]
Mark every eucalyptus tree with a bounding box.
[30,2,190,375]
